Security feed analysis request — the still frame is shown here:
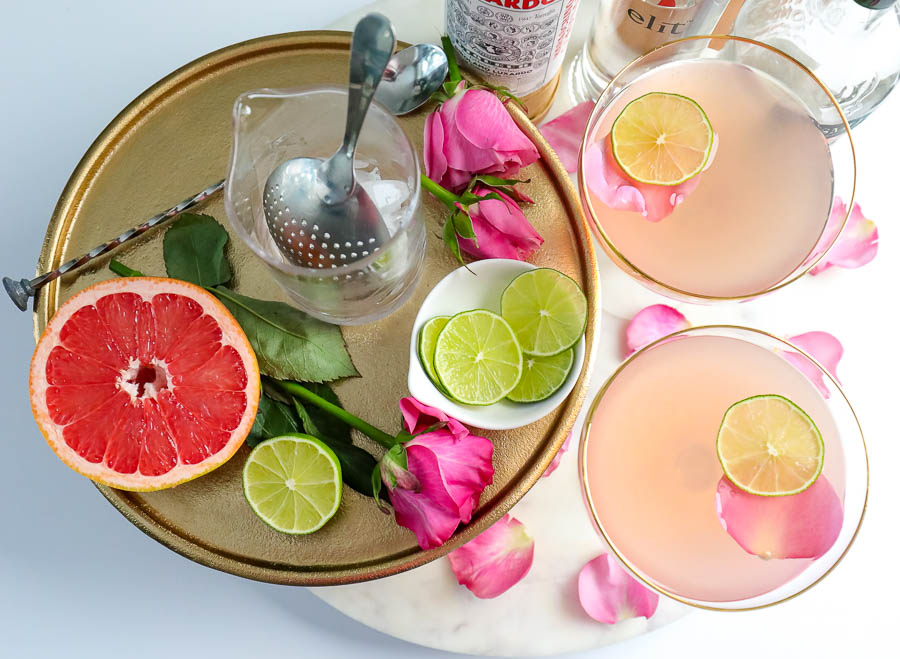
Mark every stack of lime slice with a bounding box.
[418,268,588,406]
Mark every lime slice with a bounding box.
[418,316,451,394]
[500,268,587,357]
[243,434,342,534]
[611,92,714,186]
[716,395,824,497]
[434,310,523,405]
[507,348,574,403]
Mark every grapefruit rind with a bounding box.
[29,277,260,492]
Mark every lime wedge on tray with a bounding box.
[507,348,575,403]
[716,395,824,497]
[501,268,587,357]
[243,434,342,534]
[611,92,714,186]
[434,309,523,406]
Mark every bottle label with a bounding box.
[616,1,702,54]
[446,0,582,96]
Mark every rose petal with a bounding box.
[810,198,878,275]
[389,444,466,550]
[578,554,659,624]
[584,141,646,216]
[784,331,843,399]
[455,88,539,158]
[625,305,690,356]
[423,110,448,183]
[543,432,571,478]
[538,101,595,173]
[399,396,468,440]
[408,429,495,524]
[584,136,712,223]
[716,475,843,560]
[448,514,534,598]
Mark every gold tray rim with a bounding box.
[32,30,600,586]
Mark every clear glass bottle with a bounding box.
[569,0,730,104]
[732,0,900,134]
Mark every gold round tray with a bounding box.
[33,31,599,585]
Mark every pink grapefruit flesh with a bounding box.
[30,277,260,491]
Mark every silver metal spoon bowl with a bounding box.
[264,13,396,269]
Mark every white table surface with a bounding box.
[1,1,896,658]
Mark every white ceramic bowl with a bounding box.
[408,259,586,430]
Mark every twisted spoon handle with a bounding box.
[4,178,225,311]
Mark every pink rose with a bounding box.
[455,184,543,261]
[384,397,495,550]
[425,82,540,192]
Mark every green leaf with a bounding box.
[371,463,389,513]
[261,378,294,405]
[292,398,321,438]
[386,443,408,470]
[109,260,146,277]
[441,35,461,85]
[472,174,530,187]
[302,383,353,443]
[442,217,465,265]
[320,438,377,497]
[212,287,358,383]
[460,191,505,206]
[163,213,232,287]
[247,395,300,447]
[451,209,477,241]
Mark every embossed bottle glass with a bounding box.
[570,0,730,103]
[445,0,584,121]
[732,0,900,135]
[225,86,424,326]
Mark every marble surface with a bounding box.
[311,1,893,656]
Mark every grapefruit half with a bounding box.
[30,277,260,491]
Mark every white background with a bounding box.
[1,1,896,657]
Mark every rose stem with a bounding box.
[274,380,397,449]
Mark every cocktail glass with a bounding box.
[579,325,867,609]
[578,36,856,303]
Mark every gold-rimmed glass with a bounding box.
[577,36,857,303]
[579,326,868,611]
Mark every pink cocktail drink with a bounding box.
[579,38,855,301]
[581,328,865,607]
